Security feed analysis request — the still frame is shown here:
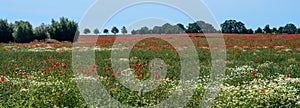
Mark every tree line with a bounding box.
[0,17,78,43]
[1,17,300,43]
[131,19,300,34]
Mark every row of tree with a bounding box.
[131,20,300,34]
[83,26,128,35]
[131,21,216,34]
[220,20,300,34]
[0,17,78,43]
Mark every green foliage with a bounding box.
[263,24,272,34]
[12,20,34,43]
[0,19,13,43]
[34,23,49,41]
[187,21,217,33]
[255,27,263,34]
[48,17,78,42]
[221,20,247,33]
[283,23,297,34]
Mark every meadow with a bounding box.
[1,34,300,107]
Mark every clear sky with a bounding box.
[1,0,299,32]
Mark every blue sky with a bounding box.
[1,0,299,32]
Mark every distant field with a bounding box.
[1,34,300,107]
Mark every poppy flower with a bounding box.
[82,68,86,72]
[138,63,143,68]
[61,63,67,69]
[52,61,59,66]
[111,74,116,78]
[137,74,141,79]
[92,64,97,69]
[14,64,17,67]
[45,67,51,71]
[0,77,5,82]
[134,65,137,70]
[105,66,110,71]
[157,74,161,79]
[153,71,157,75]
[252,71,257,76]
[0,72,2,76]
[286,73,291,78]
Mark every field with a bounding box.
[1,34,300,107]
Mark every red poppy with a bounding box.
[45,67,51,71]
[82,68,86,72]
[85,72,91,75]
[59,71,63,75]
[61,63,67,69]
[157,74,161,79]
[91,68,96,72]
[19,72,25,76]
[14,64,17,67]
[153,71,157,75]
[0,72,2,76]
[140,70,144,74]
[52,61,59,66]
[105,66,110,71]
[252,71,257,76]
[111,74,116,78]
[0,77,5,82]
[286,73,291,78]
[134,65,137,70]
[138,63,143,68]
[137,74,141,79]
[92,64,97,69]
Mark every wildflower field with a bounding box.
[1,34,300,107]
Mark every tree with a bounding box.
[83,28,91,34]
[34,23,49,41]
[121,26,128,35]
[220,20,246,33]
[12,20,35,43]
[48,17,78,42]
[111,26,119,35]
[297,28,300,34]
[247,29,254,34]
[278,27,284,34]
[283,23,297,34]
[272,27,277,34]
[0,19,14,43]
[152,26,162,34]
[176,23,186,33]
[93,28,100,35]
[103,29,109,34]
[139,26,150,34]
[255,27,263,34]
[263,25,272,34]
